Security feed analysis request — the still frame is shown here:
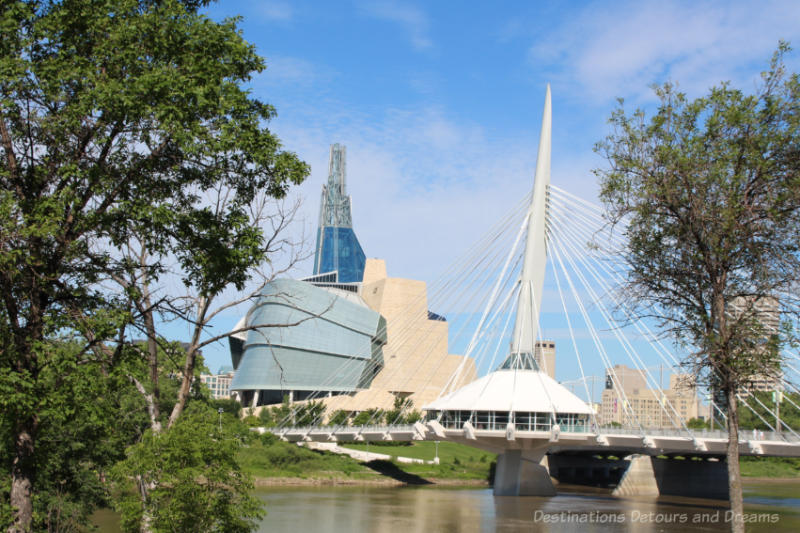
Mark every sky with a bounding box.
[196,0,800,379]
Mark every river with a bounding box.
[93,480,800,532]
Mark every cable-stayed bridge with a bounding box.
[264,86,800,500]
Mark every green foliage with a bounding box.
[237,439,369,479]
[0,343,147,532]
[294,401,326,427]
[596,45,800,390]
[404,410,423,424]
[352,408,386,426]
[740,456,800,478]
[385,397,422,425]
[1,0,308,529]
[595,44,800,527]
[327,409,350,426]
[739,391,800,431]
[256,397,291,427]
[111,404,263,533]
[242,415,261,427]
[211,398,243,419]
[687,417,710,430]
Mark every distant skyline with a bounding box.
[197,0,800,374]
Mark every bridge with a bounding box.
[264,85,800,501]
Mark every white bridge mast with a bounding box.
[506,84,551,369]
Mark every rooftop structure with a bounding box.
[313,144,366,283]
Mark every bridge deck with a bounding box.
[268,422,800,458]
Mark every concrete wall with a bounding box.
[547,452,730,500]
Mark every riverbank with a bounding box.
[252,476,490,487]
[239,436,495,483]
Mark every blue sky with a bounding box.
[197,0,800,378]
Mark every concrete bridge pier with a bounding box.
[494,447,556,496]
[650,456,730,500]
[613,455,729,500]
[548,453,730,500]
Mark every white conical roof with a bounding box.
[424,370,593,415]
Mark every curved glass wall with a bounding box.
[427,410,590,433]
[231,279,386,403]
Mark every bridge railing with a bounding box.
[598,427,800,442]
[273,424,419,434]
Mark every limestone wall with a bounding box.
[321,258,476,414]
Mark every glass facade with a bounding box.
[230,279,386,403]
[314,226,366,283]
[313,144,367,283]
[428,410,589,433]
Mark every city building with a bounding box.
[229,144,475,413]
[199,367,235,400]
[600,364,702,428]
[735,296,783,392]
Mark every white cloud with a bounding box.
[359,1,432,51]
[529,0,800,104]
[258,1,293,21]
[252,55,335,89]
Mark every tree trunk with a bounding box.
[136,475,156,533]
[167,346,197,429]
[726,386,744,533]
[167,296,209,429]
[9,422,35,533]
[141,270,161,427]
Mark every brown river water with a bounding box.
[93,479,800,532]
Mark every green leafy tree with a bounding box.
[595,44,800,532]
[327,410,350,426]
[211,398,243,420]
[257,407,276,427]
[0,343,147,532]
[0,0,308,530]
[739,391,800,432]
[294,401,326,427]
[352,408,385,426]
[686,417,710,430]
[111,404,263,533]
[385,397,421,425]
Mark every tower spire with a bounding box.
[503,85,551,370]
[313,144,367,282]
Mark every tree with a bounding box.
[326,410,350,427]
[738,391,800,431]
[686,417,710,430]
[385,397,422,425]
[595,44,800,533]
[0,1,308,530]
[0,342,145,532]
[110,403,263,533]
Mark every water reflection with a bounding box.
[92,481,800,532]
[253,482,800,533]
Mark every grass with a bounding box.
[238,436,375,480]
[341,441,495,480]
[237,436,494,482]
[740,456,800,478]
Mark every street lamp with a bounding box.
[218,407,224,433]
